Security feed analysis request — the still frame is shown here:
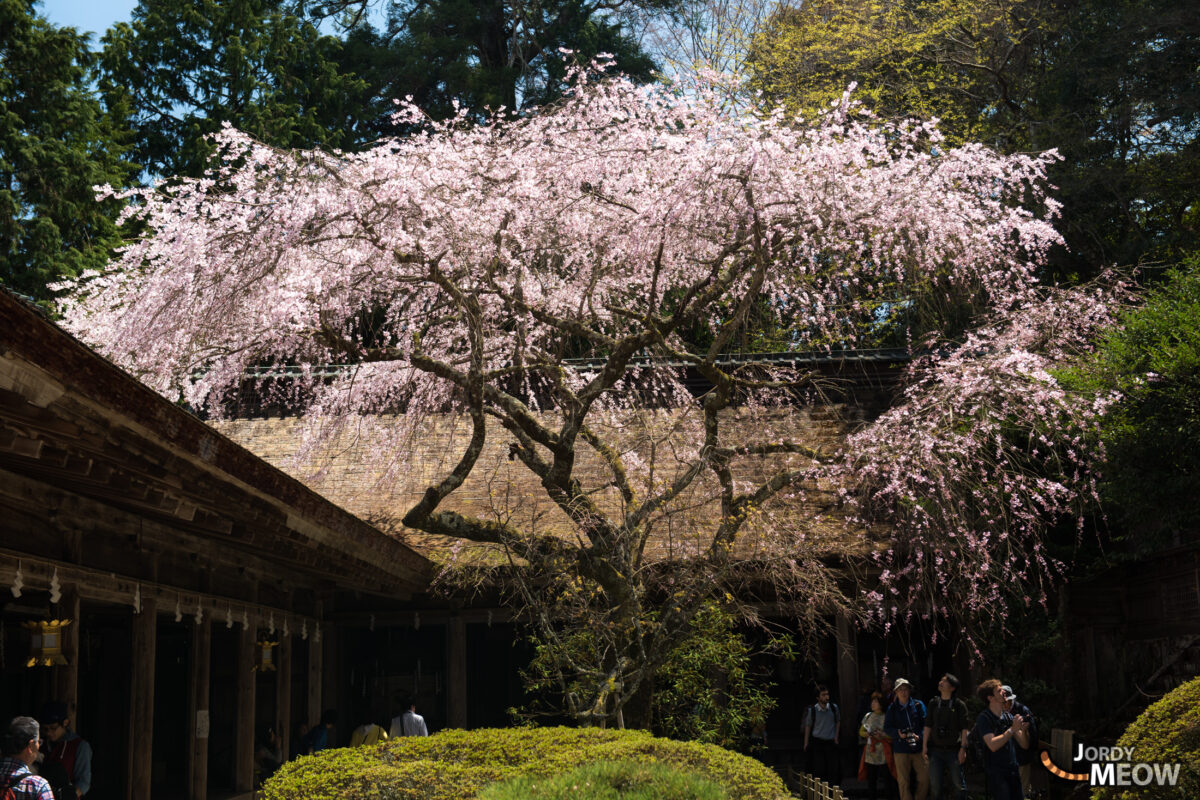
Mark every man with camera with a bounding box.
[975,679,1031,800]
[884,678,929,800]
[922,674,969,800]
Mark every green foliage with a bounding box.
[748,0,1200,280]
[0,0,135,301]
[1091,677,1200,800]
[748,0,1017,147]
[970,602,1067,730]
[260,726,788,800]
[478,760,728,800]
[344,0,664,124]
[652,602,787,750]
[100,0,371,178]
[1064,258,1200,549]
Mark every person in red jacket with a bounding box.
[38,703,90,799]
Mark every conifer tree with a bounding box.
[0,0,134,301]
[100,0,372,178]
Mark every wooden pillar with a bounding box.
[835,613,857,744]
[276,634,292,760]
[187,616,211,800]
[127,597,156,800]
[321,623,338,732]
[54,585,80,729]
[447,615,467,729]
[234,623,257,794]
[307,628,323,732]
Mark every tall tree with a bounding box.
[0,0,134,301]
[747,0,1200,279]
[1064,257,1200,552]
[60,71,1113,722]
[100,0,372,178]
[353,0,668,121]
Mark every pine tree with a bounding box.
[100,0,372,178]
[0,0,135,301]
[345,0,667,125]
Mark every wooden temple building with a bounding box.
[0,289,445,799]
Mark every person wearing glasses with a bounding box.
[0,717,55,800]
[38,703,90,799]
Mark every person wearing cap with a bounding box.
[974,679,1030,800]
[1001,686,1036,797]
[0,716,55,800]
[38,702,91,798]
[883,678,929,800]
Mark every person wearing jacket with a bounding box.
[884,678,929,800]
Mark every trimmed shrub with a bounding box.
[1092,676,1200,800]
[260,726,787,800]
[478,760,728,800]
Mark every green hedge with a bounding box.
[478,759,728,800]
[260,727,787,800]
[1092,676,1200,800]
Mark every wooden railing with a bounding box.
[785,766,848,800]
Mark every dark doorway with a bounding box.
[151,622,190,799]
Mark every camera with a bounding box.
[900,728,920,746]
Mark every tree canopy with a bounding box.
[100,0,372,178]
[0,0,134,301]
[60,68,1117,720]
[1064,257,1200,552]
[747,0,1200,279]
[333,0,667,130]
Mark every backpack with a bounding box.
[928,697,959,746]
[966,709,1004,773]
[965,724,987,772]
[3,771,41,800]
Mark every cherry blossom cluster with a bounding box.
[60,69,1061,420]
[831,281,1130,646]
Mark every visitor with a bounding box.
[803,685,841,786]
[389,701,428,737]
[858,692,897,800]
[38,702,91,799]
[922,674,968,800]
[975,679,1030,800]
[884,678,929,800]
[1,716,54,800]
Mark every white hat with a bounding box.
[1001,685,1016,702]
[893,678,912,691]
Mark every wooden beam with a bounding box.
[447,615,467,729]
[188,617,211,800]
[276,634,292,761]
[127,598,156,800]
[53,585,80,730]
[235,623,257,793]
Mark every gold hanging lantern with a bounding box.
[254,639,278,672]
[23,619,72,667]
